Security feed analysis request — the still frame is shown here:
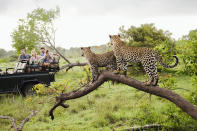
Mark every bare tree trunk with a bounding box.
[49,71,197,121]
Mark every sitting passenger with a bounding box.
[18,49,30,62]
[14,49,30,73]
[29,50,40,68]
[43,50,53,66]
[40,47,45,57]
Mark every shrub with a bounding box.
[177,29,197,75]
[34,80,70,95]
[0,58,9,64]
[189,75,197,105]
[8,55,18,62]
[159,74,177,90]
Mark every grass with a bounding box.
[0,58,197,130]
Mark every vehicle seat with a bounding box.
[14,62,27,73]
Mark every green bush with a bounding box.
[189,75,197,105]
[161,103,197,130]
[177,29,197,75]
[8,55,18,62]
[119,23,172,48]
[159,74,177,90]
[0,58,9,63]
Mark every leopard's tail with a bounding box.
[156,54,179,68]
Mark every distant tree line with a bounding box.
[56,45,109,58]
[0,49,15,58]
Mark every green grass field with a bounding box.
[0,58,197,131]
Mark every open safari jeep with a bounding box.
[0,54,60,96]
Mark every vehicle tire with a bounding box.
[22,83,37,97]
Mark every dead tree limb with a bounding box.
[49,71,197,121]
[40,26,71,64]
[60,62,88,71]
[0,110,38,131]
[41,40,71,64]
[18,111,38,131]
[0,116,18,131]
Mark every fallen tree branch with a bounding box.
[0,116,17,131]
[60,62,88,71]
[19,111,38,131]
[0,110,38,131]
[49,71,197,121]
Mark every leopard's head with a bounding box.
[80,47,91,57]
[109,34,121,47]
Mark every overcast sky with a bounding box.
[0,0,197,50]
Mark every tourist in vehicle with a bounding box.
[29,50,40,68]
[40,47,46,64]
[40,47,45,56]
[18,49,30,62]
[43,50,53,66]
[15,49,30,73]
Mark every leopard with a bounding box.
[81,47,117,82]
[109,34,179,86]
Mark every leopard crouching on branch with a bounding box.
[81,47,117,82]
[109,35,179,86]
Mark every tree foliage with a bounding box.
[178,29,197,75]
[11,7,60,54]
[119,23,173,48]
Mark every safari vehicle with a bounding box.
[0,56,60,96]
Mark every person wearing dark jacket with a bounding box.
[18,49,30,62]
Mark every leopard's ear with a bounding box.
[88,47,91,49]
[80,47,83,50]
[118,34,120,37]
[109,35,112,38]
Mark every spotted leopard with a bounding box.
[81,47,117,82]
[109,35,179,86]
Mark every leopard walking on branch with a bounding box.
[109,35,179,86]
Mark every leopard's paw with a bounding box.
[113,70,120,74]
[143,81,152,86]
